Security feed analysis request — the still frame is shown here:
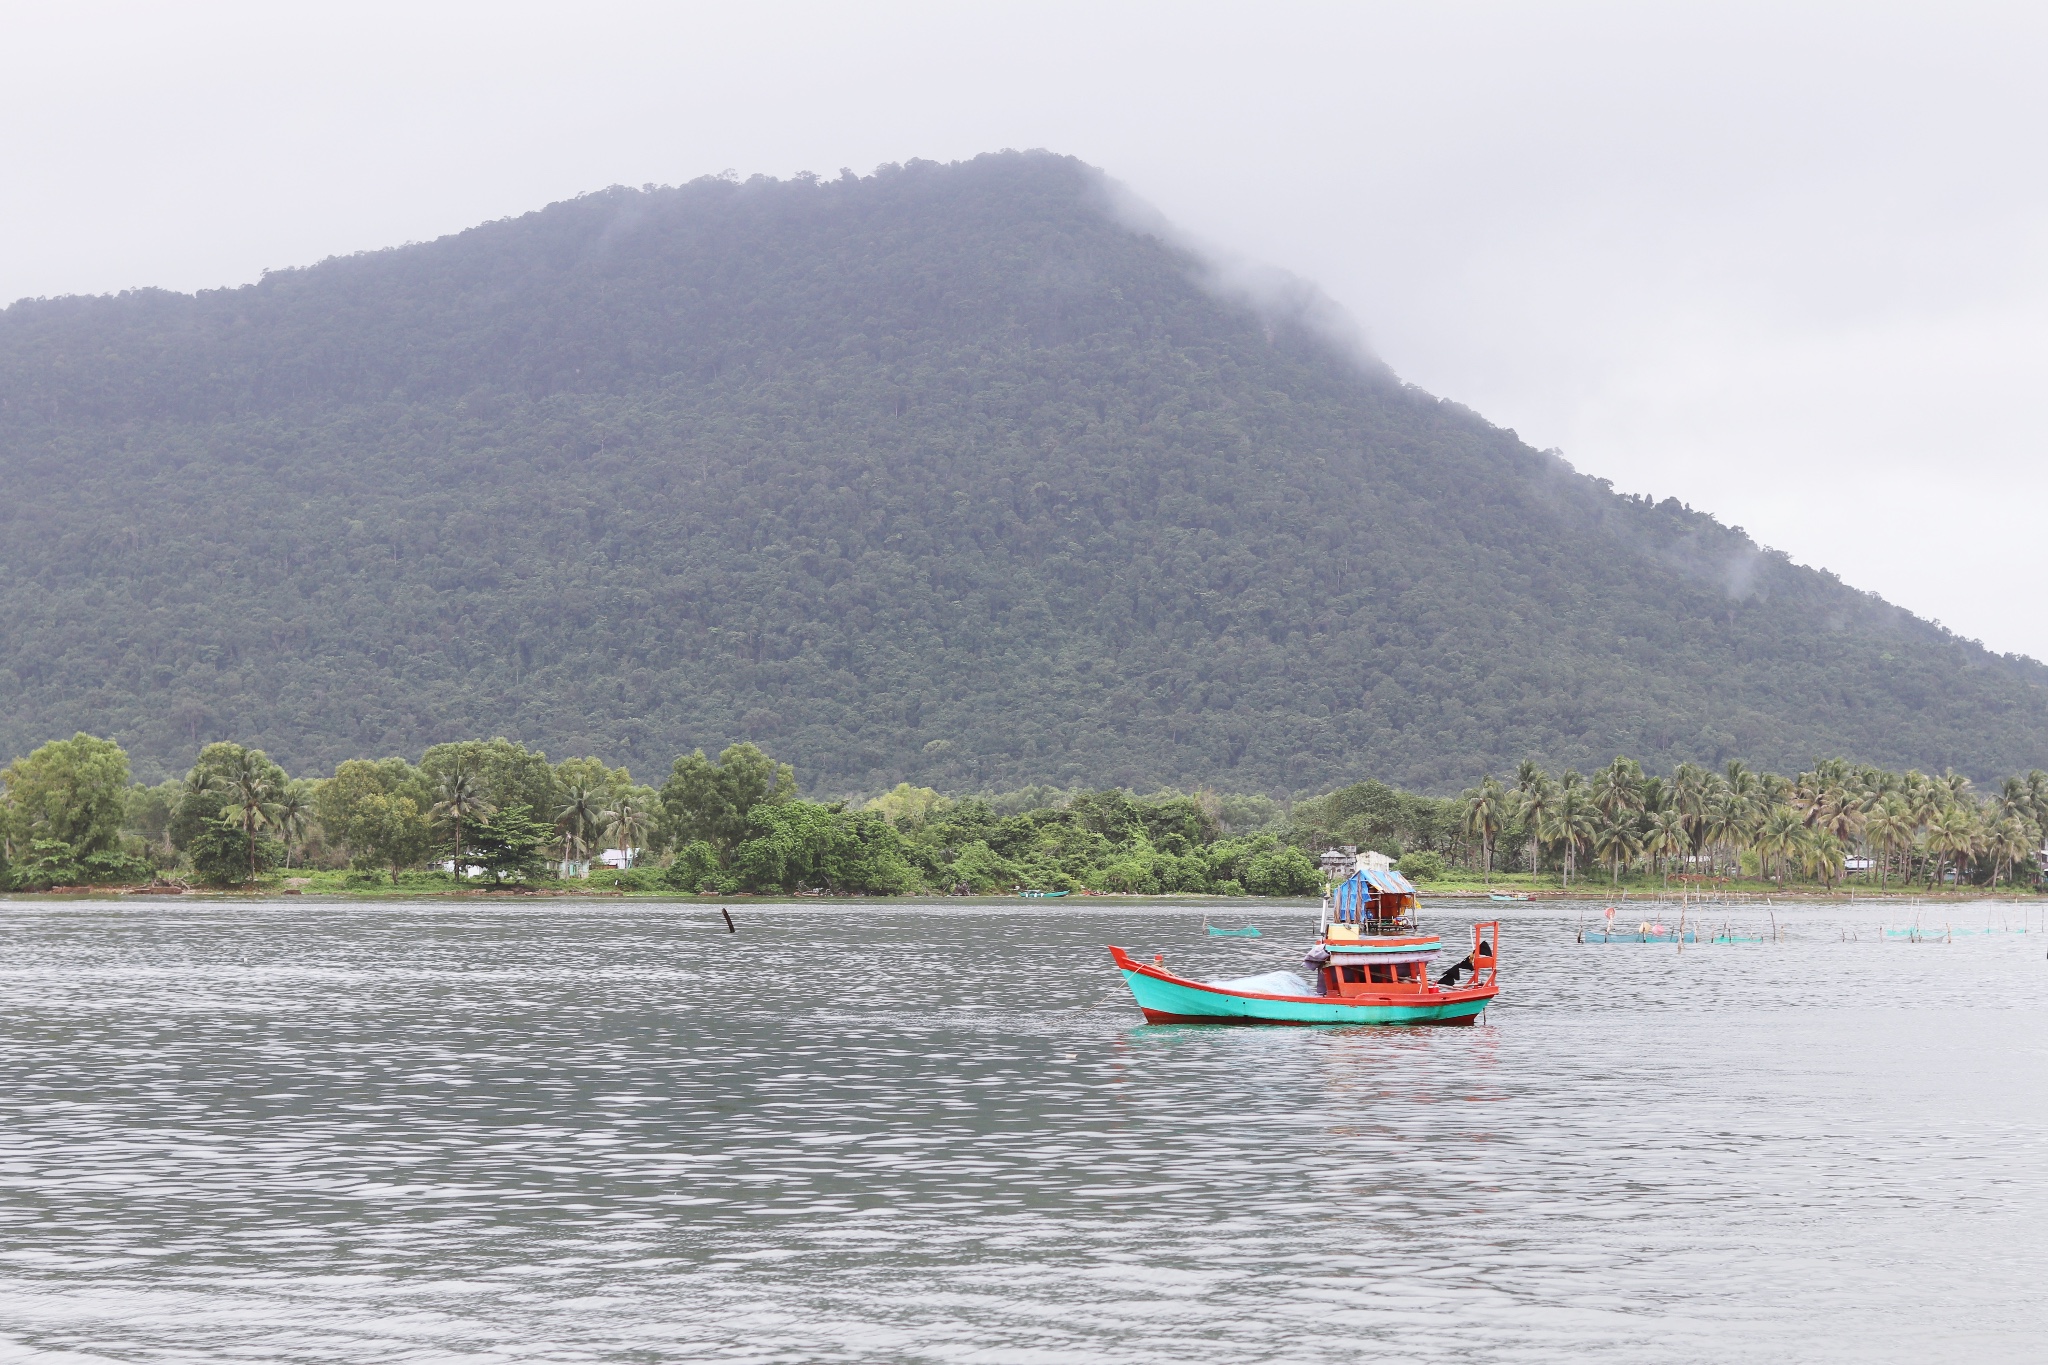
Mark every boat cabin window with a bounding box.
[1340,965,1367,983]
[1368,964,1395,984]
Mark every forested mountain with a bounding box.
[3,151,2045,791]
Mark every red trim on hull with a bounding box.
[1107,943,1497,1013]
[1138,1008,1482,1027]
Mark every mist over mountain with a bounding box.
[2,150,2043,790]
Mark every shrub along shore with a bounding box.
[1,734,2043,898]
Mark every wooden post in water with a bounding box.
[721,908,736,934]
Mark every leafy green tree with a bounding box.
[1395,849,1446,882]
[15,839,83,889]
[315,759,432,879]
[729,800,918,894]
[1241,845,1320,897]
[947,839,1018,892]
[422,740,555,828]
[168,744,288,853]
[552,756,633,810]
[464,804,554,884]
[865,783,950,828]
[188,817,282,885]
[663,839,721,892]
[125,779,182,859]
[658,743,796,855]
[0,733,132,867]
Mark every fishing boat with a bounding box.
[1108,868,1499,1025]
[1206,924,1262,938]
[1488,891,1531,902]
[1577,907,1696,943]
[1018,889,1070,899]
[1580,921,1698,944]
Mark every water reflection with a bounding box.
[0,897,2041,1362]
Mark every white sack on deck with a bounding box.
[1207,970,1315,996]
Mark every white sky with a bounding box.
[6,2,2044,658]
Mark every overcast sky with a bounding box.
[6,2,2044,658]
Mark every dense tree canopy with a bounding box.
[4,152,2046,790]
[2,730,2044,895]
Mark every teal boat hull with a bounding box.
[1107,946,1494,1026]
[1581,930,1697,943]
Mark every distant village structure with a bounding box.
[1319,846,1393,880]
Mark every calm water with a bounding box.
[1,896,2043,1363]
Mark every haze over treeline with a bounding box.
[3,151,2044,793]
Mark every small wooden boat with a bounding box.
[1018,889,1070,899]
[1206,924,1262,938]
[1488,891,1531,901]
[1110,869,1498,1026]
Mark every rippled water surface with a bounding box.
[2,896,2044,1363]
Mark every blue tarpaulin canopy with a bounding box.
[1330,867,1418,921]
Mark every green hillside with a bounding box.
[2,151,2043,790]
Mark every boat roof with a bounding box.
[1330,867,1419,920]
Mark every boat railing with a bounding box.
[1467,920,1500,988]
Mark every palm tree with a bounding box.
[1461,776,1510,875]
[1801,830,1845,890]
[1589,756,1643,822]
[602,797,650,870]
[432,764,494,882]
[227,752,277,881]
[1591,812,1644,886]
[1753,808,1807,887]
[1514,767,1558,876]
[1902,775,1944,884]
[1724,760,1761,809]
[1669,762,1707,846]
[1864,795,1915,891]
[1984,813,2035,889]
[555,784,603,876]
[272,784,312,869]
[1542,785,1594,887]
[1644,808,1686,887]
[1700,789,1747,879]
[557,825,594,875]
[2024,770,2048,842]
[1924,805,1979,890]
